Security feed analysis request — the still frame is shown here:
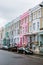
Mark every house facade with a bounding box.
[13,17,20,46]
[20,11,29,47]
[0,27,5,47]
[28,2,43,53]
[0,1,43,54]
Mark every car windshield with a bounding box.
[25,48,30,51]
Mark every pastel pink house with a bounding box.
[20,11,29,47]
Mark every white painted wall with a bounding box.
[14,35,20,44]
[32,19,40,33]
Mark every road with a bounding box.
[0,50,43,65]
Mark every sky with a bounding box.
[0,0,43,28]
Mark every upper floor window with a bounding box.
[17,22,19,28]
[26,17,28,22]
[37,22,39,30]
[17,29,20,34]
[33,13,35,20]
[11,31,13,35]
[1,33,2,39]
[25,18,26,23]
[37,9,41,18]
[25,17,28,23]
[22,30,24,34]
[32,35,35,42]
[20,20,23,25]
[20,29,22,34]
[30,26,32,32]
[33,23,35,30]
[33,12,36,20]
[29,14,32,21]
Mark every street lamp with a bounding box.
[39,3,43,7]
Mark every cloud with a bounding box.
[0,0,42,27]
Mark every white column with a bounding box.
[39,34,40,46]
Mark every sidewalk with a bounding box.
[34,53,43,57]
[31,49,43,56]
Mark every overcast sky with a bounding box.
[0,0,43,28]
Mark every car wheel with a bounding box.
[25,51,26,55]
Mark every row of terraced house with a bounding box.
[0,2,43,54]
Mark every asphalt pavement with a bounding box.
[0,50,43,65]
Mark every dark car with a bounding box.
[25,48,33,55]
[17,47,25,54]
[8,44,17,52]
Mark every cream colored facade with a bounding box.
[29,9,32,33]
[40,7,43,29]
[0,27,5,48]
[28,2,43,53]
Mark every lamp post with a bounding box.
[39,3,43,7]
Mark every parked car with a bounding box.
[2,45,9,50]
[17,47,25,54]
[25,48,33,55]
[8,43,17,52]
[10,46,17,52]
